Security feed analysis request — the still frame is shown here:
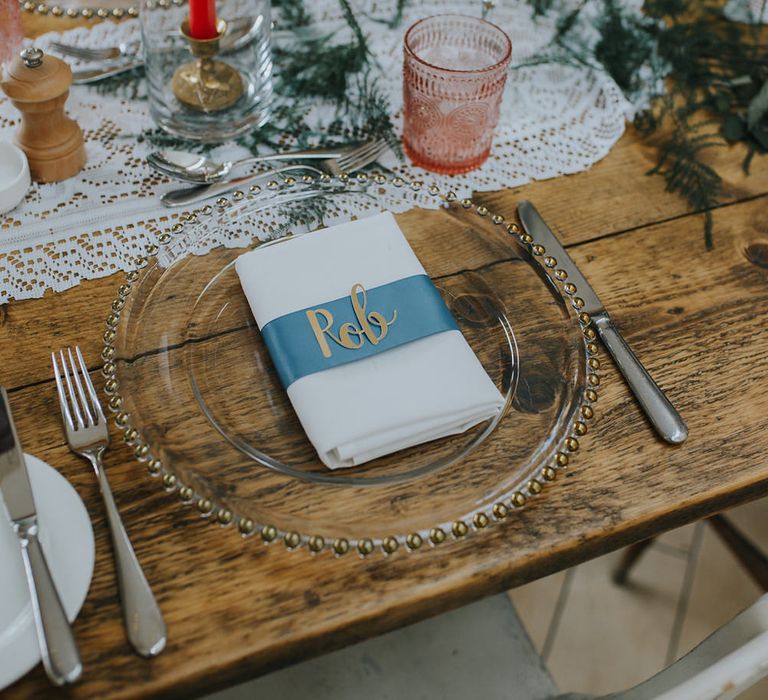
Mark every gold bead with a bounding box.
[196,498,213,514]
[506,223,520,234]
[429,527,446,544]
[541,466,556,481]
[51,5,62,15]
[555,269,568,280]
[114,411,129,427]
[162,473,177,488]
[429,184,440,195]
[512,492,527,508]
[587,342,599,354]
[111,298,125,312]
[103,329,116,344]
[102,345,115,361]
[574,421,588,436]
[393,177,405,187]
[127,7,138,16]
[126,270,140,283]
[283,177,296,185]
[461,198,472,209]
[309,535,325,552]
[179,486,193,501]
[544,256,557,268]
[134,443,149,459]
[473,512,489,529]
[588,373,600,386]
[582,405,594,419]
[406,533,423,549]
[267,180,279,189]
[588,357,600,370]
[555,452,569,466]
[565,437,579,452]
[476,205,488,216]
[217,509,233,525]
[147,458,162,475]
[81,7,92,17]
[521,232,533,244]
[358,539,374,556]
[452,521,468,537]
[491,214,504,224]
[118,284,131,297]
[572,297,585,309]
[333,538,349,555]
[158,233,172,244]
[584,327,597,340]
[111,6,124,16]
[532,244,545,256]
[102,361,116,377]
[445,191,457,202]
[410,180,423,190]
[249,184,262,193]
[284,531,301,549]
[171,223,184,233]
[146,243,159,256]
[579,312,591,325]
[123,428,138,443]
[564,282,576,295]
[239,519,255,535]
[231,191,244,201]
[357,173,369,182]
[528,479,543,494]
[104,378,118,394]
[106,312,119,328]
[261,525,277,542]
[107,395,122,410]
[493,503,509,519]
[382,536,399,554]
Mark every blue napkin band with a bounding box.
[260,274,459,388]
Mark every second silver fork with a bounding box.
[53,347,167,658]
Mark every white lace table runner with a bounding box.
[0,0,640,303]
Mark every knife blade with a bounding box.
[517,201,688,444]
[0,388,82,685]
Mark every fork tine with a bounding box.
[59,349,86,429]
[338,139,389,172]
[68,347,95,427]
[75,346,105,424]
[336,139,386,170]
[50,42,109,60]
[52,351,75,432]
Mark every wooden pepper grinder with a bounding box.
[0,47,86,183]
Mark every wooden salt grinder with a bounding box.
[0,47,86,183]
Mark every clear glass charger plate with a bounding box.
[104,175,599,557]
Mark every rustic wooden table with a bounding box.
[3,11,768,700]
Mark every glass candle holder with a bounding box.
[141,0,272,142]
[402,14,512,175]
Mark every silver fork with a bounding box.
[50,39,141,62]
[52,347,167,658]
[160,138,391,208]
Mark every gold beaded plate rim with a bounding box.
[101,173,600,558]
[18,0,143,19]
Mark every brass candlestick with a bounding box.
[172,19,244,113]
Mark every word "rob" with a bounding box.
[306,283,397,358]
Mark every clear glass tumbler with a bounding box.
[402,14,512,175]
[141,0,272,142]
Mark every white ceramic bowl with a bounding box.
[0,142,31,215]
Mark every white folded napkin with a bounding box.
[235,212,505,469]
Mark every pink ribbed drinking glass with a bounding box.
[402,14,512,175]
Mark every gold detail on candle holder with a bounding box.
[172,19,243,113]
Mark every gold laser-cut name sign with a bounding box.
[306,283,397,358]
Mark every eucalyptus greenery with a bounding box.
[527,0,768,247]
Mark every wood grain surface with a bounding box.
[2,11,767,700]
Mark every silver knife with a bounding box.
[517,201,688,444]
[0,388,83,685]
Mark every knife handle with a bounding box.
[18,524,83,685]
[593,314,688,444]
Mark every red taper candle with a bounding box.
[188,0,218,40]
